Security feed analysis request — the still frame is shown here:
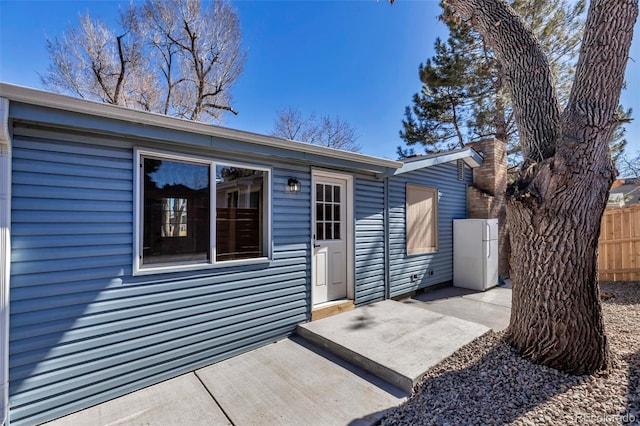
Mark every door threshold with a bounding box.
[311,299,355,321]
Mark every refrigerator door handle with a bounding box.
[486,222,491,258]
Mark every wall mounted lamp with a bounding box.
[287,177,300,193]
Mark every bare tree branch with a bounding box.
[271,106,320,142]
[618,151,640,178]
[271,106,361,152]
[317,115,361,152]
[561,0,637,154]
[41,0,245,123]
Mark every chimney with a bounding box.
[467,138,510,278]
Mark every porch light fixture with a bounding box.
[287,177,300,193]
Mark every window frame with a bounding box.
[134,148,272,275]
[405,183,439,255]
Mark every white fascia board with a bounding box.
[0,83,401,172]
[394,148,483,175]
[0,97,11,426]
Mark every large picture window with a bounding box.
[137,151,270,272]
[406,184,438,255]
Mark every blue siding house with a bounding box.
[0,83,481,425]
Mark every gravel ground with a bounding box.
[380,281,639,425]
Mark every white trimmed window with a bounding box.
[135,150,271,273]
[406,184,438,255]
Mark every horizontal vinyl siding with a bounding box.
[9,133,310,425]
[354,176,386,305]
[388,162,470,298]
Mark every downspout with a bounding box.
[383,175,390,300]
[0,98,11,426]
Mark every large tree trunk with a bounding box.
[507,144,612,373]
[445,0,638,374]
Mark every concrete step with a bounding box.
[297,322,412,392]
[296,299,491,393]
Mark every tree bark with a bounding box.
[446,0,561,165]
[506,154,611,373]
[445,0,638,374]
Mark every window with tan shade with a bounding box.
[406,184,438,254]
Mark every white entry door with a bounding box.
[312,174,350,305]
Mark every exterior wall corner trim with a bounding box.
[0,96,12,426]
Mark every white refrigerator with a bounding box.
[453,219,499,291]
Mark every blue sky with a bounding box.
[1,0,639,161]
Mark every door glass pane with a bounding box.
[315,181,344,242]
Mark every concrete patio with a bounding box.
[296,282,511,393]
[43,284,511,426]
[411,282,512,331]
[297,299,491,392]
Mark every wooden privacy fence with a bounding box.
[598,204,640,281]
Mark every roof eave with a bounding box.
[0,83,402,172]
[394,147,483,176]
